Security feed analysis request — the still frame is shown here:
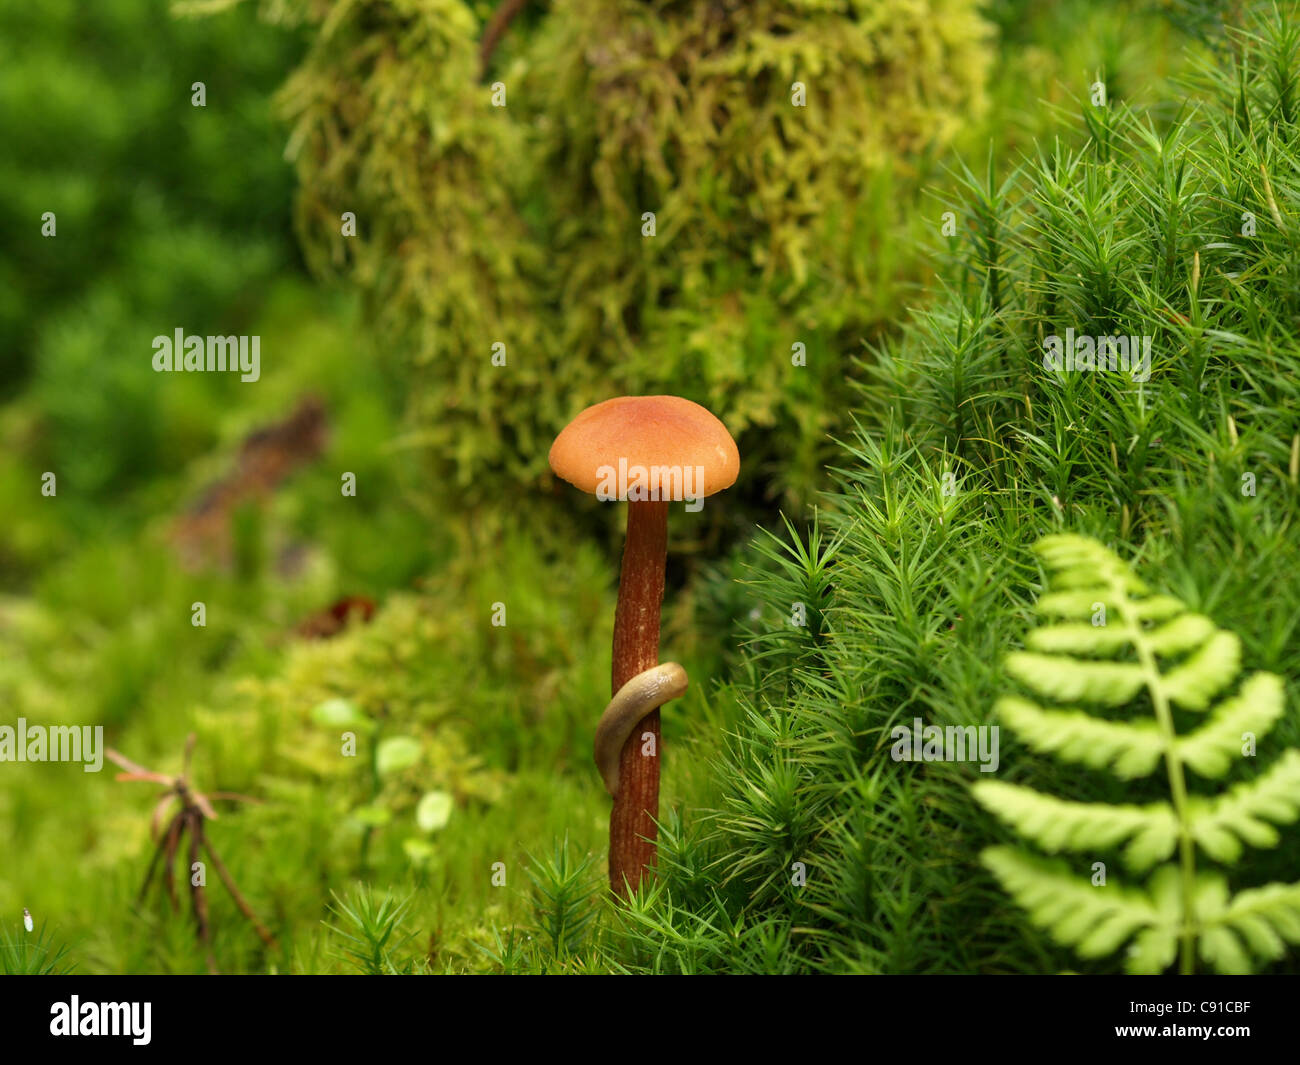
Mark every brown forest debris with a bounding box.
[171,395,328,568]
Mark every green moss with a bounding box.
[225,0,995,510]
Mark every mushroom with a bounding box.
[549,395,740,895]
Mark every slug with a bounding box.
[593,662,689,797]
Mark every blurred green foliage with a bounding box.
[0,0,303,504]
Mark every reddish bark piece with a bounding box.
[294,595,377,640]
[171,395,328,569]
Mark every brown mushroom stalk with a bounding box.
[549,396,739,896]
[608,508,669,889]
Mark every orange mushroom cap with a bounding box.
[549,395,740,500]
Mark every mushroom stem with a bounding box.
[608,498,669,896]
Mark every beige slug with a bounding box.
[593,662,689,796]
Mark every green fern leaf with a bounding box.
[1036,590,1111,619]
[1033,536,1145,591]
[973,781,1177,870]
[1131,595,1189,622]
[1146,614,1218,656]
[979,533,1299,974]
[1004,652,1146,706]
[1158,632,1241,710]
[1127,926,1180,974]
[1125,867,1184,974]
[1026,622,1133,655]
[1036,591,1182,622]
[996,695,1164,777]
[981,847,1165,959]
[1195,875,1252,974]
[1188,750,1300,863]
[1175,673,1285,778]
[1205,880,1300,973]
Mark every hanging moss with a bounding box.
[527,0,992,317]
[522,0,994,504]
[211,0,993,508]
[254,0,552,499]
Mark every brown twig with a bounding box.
[108,734,278,964]
[199,821,279,950]
[188,811,217,974]
[479,0,530,80]
[161,811,184,912]
[137,809,181,904]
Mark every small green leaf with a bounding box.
[376,736,421,776]
[1177,673,1285,778]
[1037,590,1111,619]
[1159,632,1241,710]
[1005,652,1146,706]
[1131,595,1187,622]
[972,780,1177,870]
[311,698,368,728]
[1146,614,1216,656]
[416,790,454,833]
[996,696,1164,778]
[980,847,1162,960]
[1188,749,1300,863]
[1026,623,1133,655]
[1127,925,1178,974]
[1211,880,1300,969]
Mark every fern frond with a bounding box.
[1004,652,1146,706]
[996,695,1165,778]
[1158,632,1242,710]
[973,781,1177,870]
[1201,880,1300,975]
[982,534,1299,974]
[1188,750,1300,863]
[981,847,1166,959]
[1176,672,1286,778]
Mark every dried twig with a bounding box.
[197,819,278,950]
[479,0,530,79]
[188,813,216,974]
[107,734,279,969]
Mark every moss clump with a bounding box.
[214,0,994,508]
[261,0,551,499]
[523,0,994,506]
[528,0,992,314]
